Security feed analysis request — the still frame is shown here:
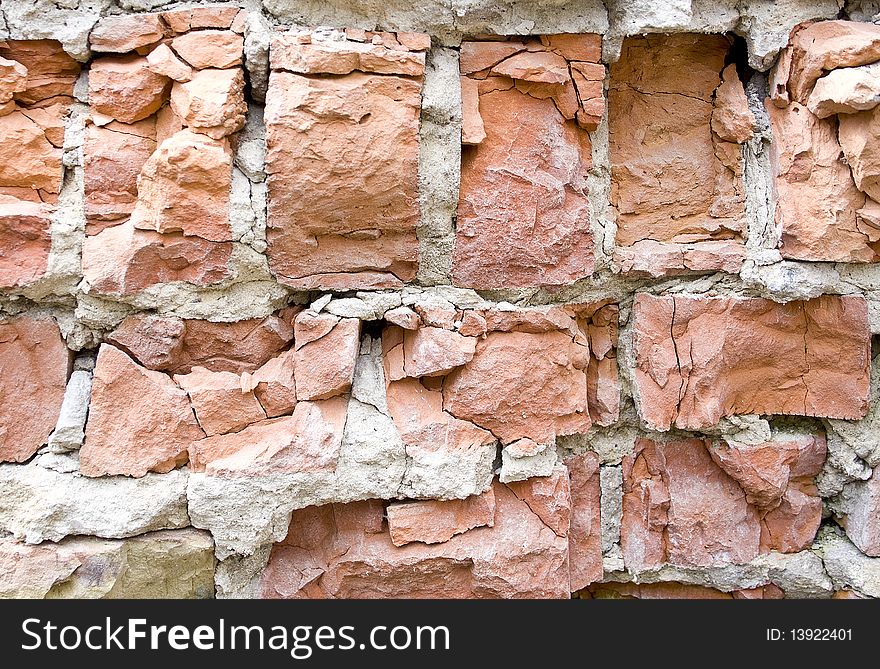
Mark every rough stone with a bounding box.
[90,14,166,54]
[0,458,189,544]
[0,57,27,107]
[632,294,871,431]
[614,239,746,277]
[0,529,214,598]
[401,326,476,377]
[89,55,169,124]
[566,452,603,589]
[542,33,601,61]
[161,5,242,33]
[507,466,571,537]
[294,317,360,401]
[444,330,590,445]
[130,129,233,242]
[270,32,426,77]
[0,40,79,105]
[47,370,92,453]
[171,30,243,70]
[622,438,761,570]
[174,366,267,437]
[170,68,247,139]
[490,50,569,84]
[146,43,194,82]
[107,312,293,374]
[80,344,205,477]
[787,20,880,105]
[834,469,880,557]
[82,222,233,295]
[386,488,495,546]
[711,63,756,143]
[240,349,298,419]
[0,316,69,462]
[807,62,880,118]
[460,41,526,75]
[610,34,746,274]
[0,110,63,193]
[839,106,880,204]
[189,398,347,476]
[454,81,593,289]
[708,434,826,509]
[385,376,497,496]
[83,121,156,231]
[767,101,875,261]
[384,305,421,330]
[460,75,485,145]
[0,197,54,287]
[260,481,570,598]
[265,70,421,289]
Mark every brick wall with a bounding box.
[1,0,880,599]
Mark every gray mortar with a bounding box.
[244,8,271,103]
[846,0,880,21]
[599,465,622,553]
[417,46,460,286]
[743,72,777,257]
[588,110,613,270]
[262,0,609,46]
[602,545,834,597]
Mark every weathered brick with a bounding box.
[622,436,825,571]
[0,316,69,462]
[609,34,749,276]
[265,31,422,290]
[80,344,205,477]
[633,294,870,431]
[260,481,571,598]
[454,37,598,289]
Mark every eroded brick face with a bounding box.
[621,436,824,571]
[768,20,880,261]
[264,30,426,291]
[609,34,752,277]
[0,316,70,463]
[81,16,246,295]
[0,40,78,289]
[633,293,871,431]
[453,36,602,289]
[260,458,602,599]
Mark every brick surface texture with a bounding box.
[0,1,878,600]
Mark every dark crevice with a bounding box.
[725,33,754,84]
[360,319,385,338]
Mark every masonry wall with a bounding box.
[2,0,880,599]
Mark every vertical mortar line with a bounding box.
[742,72,778,257]
[42,99,88,299]
[587,83,613,272]
[415,45,460,287]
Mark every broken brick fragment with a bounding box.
[0,316,69,463]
